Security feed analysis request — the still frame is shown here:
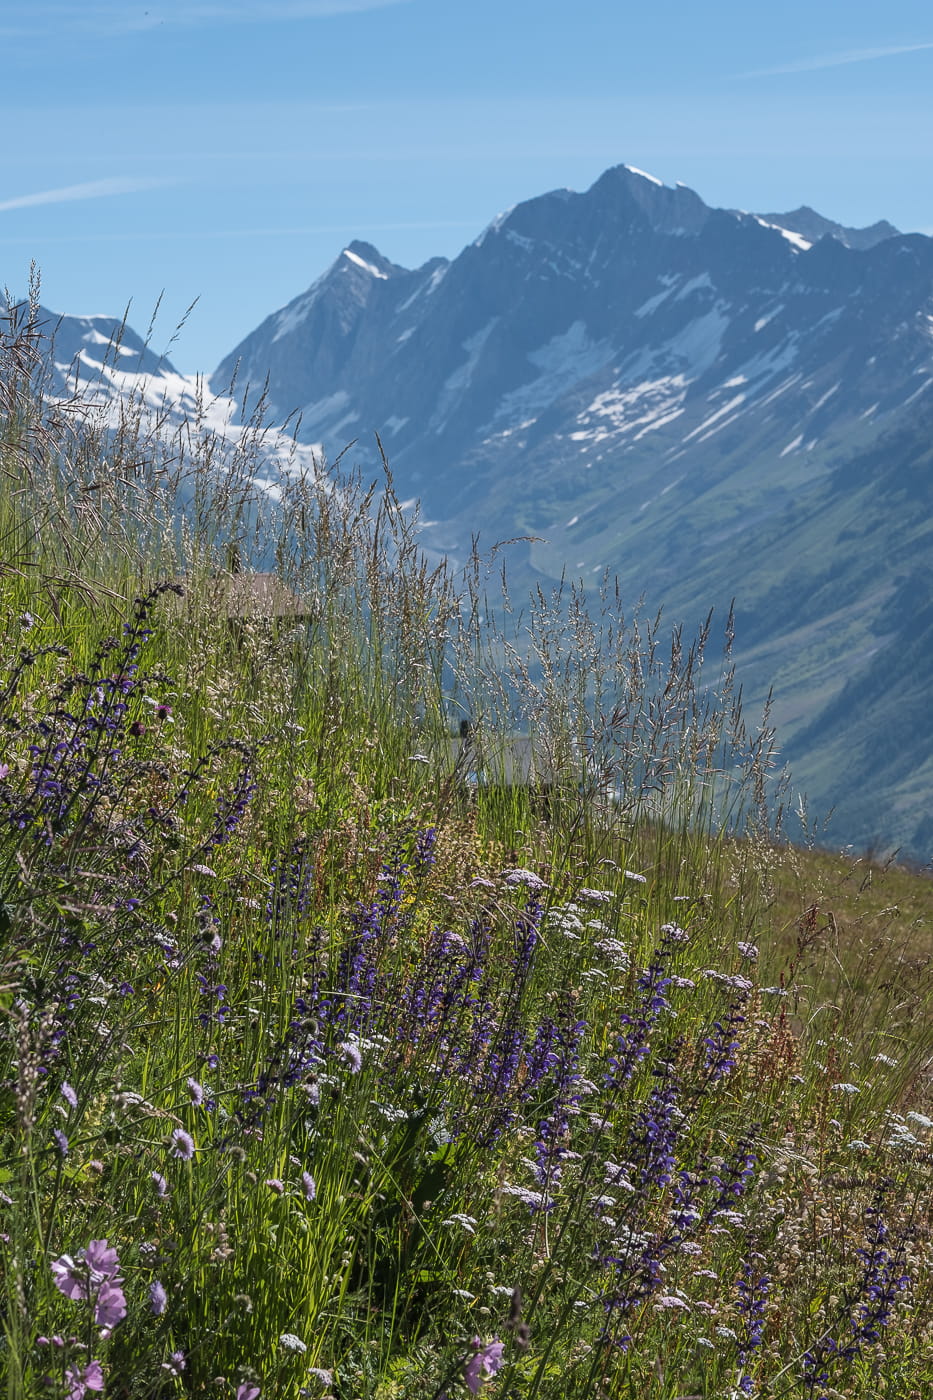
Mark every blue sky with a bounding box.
[3,0,933,372]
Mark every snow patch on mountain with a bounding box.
[300,389,353,431]
[623,164,665,187]
[343,248,388,278]
[492,321,614,425]
[754,217,813,252]
[634,275,680,317]
[674,273,713,301]
[273,288,321,342]
[573,376,688,444]
[431,319,499,429]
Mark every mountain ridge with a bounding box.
[206,163,933,858]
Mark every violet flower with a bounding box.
[170,1127,195,1159]
[65,1360,104,1398]
[463,1338,506,1393]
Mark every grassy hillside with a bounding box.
[3,301,933,1399]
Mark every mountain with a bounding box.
[0,293,320,487]
[209,164,933,858]
[750,206,901,252]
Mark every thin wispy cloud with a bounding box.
[0,177,172,214]
[0,0,409,38]
[743,40,933,77]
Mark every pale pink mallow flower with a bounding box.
[463,1338,505,1393]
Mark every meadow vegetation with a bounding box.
[2,292,933,1399]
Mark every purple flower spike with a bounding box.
[151,1171,169,1197]
[236,1385,261,1400]
[186,1078,205,1106]
[61,1082,78,1110]
[149,1280,168,1315]
[301,1170,317,1201]
[463,1338,506,1394]
[170,1128,195,1160]
[53,1128,69,1157]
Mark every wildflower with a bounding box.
[236,1386,261,1400]
[578,887,613,904]
[84,1240,120,1279]
[337,1040,363,1074]
[654,1294,690,1310]
[702,970,753,991]
[279,1333,307,1353]
[874,1052,898,1067]
[831,1082,860,1095]
[463,1338,505,1394]
[61,1082,78,1109]
[500,867,547,892]
[265,1178,284,1194]
[149,1281,168,1315]
[906,1111,933,1131]
[170,1128,195,1159]
[151,1171,169,1197]
[52,1241,126,1330]
[301,1171,317,1201]
[498,1184,549,1210]
[624,870,647,883]
[51,1255,85,1302]
[186,1078,205,1106]
[65,1360,104,1398]
[442,1213,478,1234]
[95,1280,128,1329]
[53,1128,69,1157]
[736,941,758,960]
[162,1351,186,1376]
[594,937,629,968]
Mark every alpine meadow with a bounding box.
[3,222,933,1400]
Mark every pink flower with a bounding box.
[51,1254,87,1302]
[95,1279,127,1329]
[236,1386,261,1400]
[463,1338,505,1393]
[51,1241,126,1331]
[65,1360,104,1398]
[84,1240,120,1280]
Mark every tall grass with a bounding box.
[2,293,933,1400]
